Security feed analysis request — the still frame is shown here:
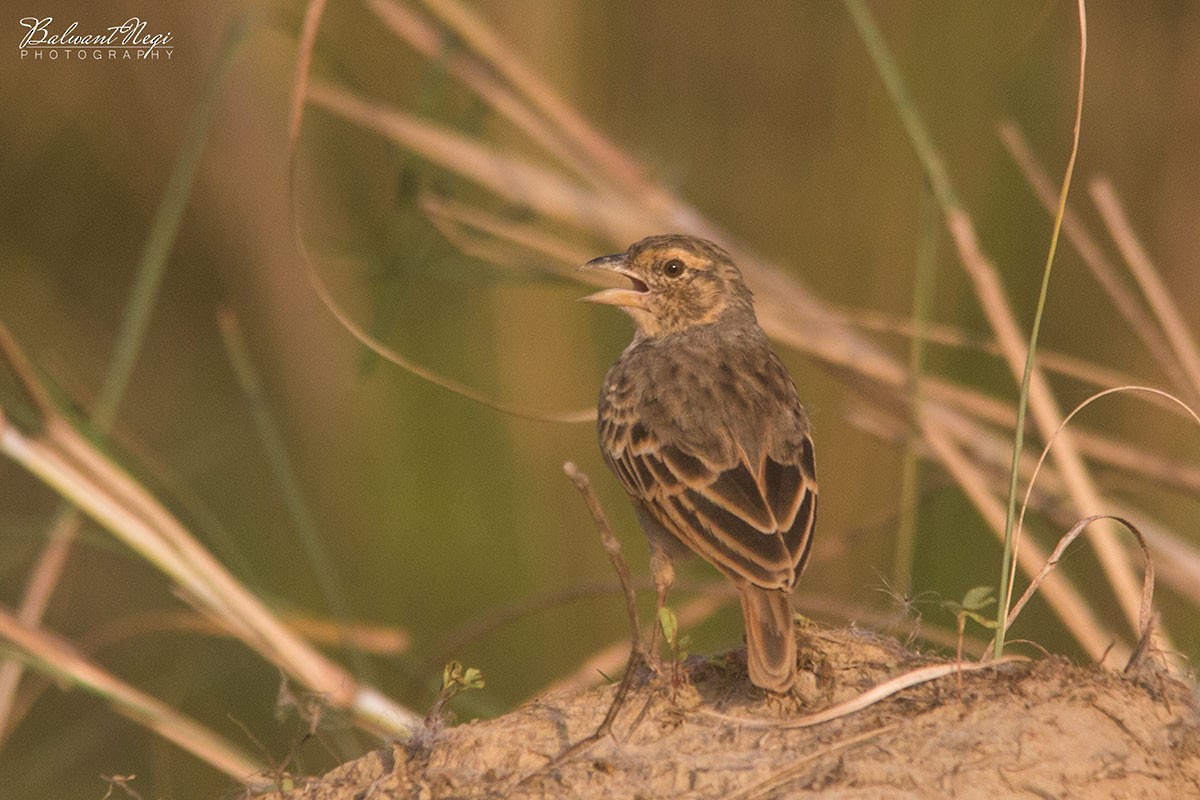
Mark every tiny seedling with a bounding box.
[442,660,485,695]
[941,586,998,694]
[426,660,485,727]
[658,606,692,692]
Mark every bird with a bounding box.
[580,234,818,692]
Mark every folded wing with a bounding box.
[603,419,817,590]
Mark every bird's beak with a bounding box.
[578,253,649,308]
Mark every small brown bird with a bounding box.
[581,234,817,692]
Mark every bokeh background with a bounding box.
[2,2,1199,797]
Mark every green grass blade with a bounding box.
[996,3,1087,658]
[93,15,253,431]
[894,184,939,593]
[217,312,376,686]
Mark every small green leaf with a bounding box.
[460,666,485,691]
[961,586,996,612]
[658,607,679,647]
[442,660,464,691]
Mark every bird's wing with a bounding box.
[605,418,817,589]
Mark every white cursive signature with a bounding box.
[19,17,173,54]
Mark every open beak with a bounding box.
[578,253,650,308]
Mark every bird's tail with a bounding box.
[738,585,796,692]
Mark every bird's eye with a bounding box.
[662,258,685,277]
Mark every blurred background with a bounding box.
[2,1,1199,796]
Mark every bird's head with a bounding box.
[579,235,754,337]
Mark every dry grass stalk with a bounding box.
[0,510,80,745]
[413,0,661,198]
[1090,177,1200,401]
[0,607,265,783]
[832,305,1146,394]
[1004,512,1156,672]
[0,326,423,740]
[999,123,1195,402]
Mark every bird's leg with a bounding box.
[646,544,676,675]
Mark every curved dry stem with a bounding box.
[1007,385,1200,626]
[919,412,1121,662]
[700,656,1027,731]
[1003,514,1155,673]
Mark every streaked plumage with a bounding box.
[582,234,817,692]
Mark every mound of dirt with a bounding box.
[268,626,1200,799]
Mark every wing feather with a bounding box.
[606,429,816,589]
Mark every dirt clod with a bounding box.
[264,627,1200,799]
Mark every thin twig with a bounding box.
[510,463,654,790]
[562,462,644,658]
